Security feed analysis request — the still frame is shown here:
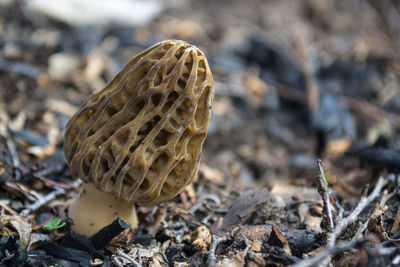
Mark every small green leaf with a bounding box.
[43,218,66,231]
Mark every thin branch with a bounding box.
[379,189,395,208]
[329,176,387,246]
[0,201,17,215]
[390,201,400,234]
[334,200,344,222]
[117,250,142,267]
[291,239,369,267]
[353,189,395,240]
[316,159,334,232]
[295,176,387,267]
[208,233,229,267]
[6,138,22,181]
[20,187,65,216]
[112,256,123,267]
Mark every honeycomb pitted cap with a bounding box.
[64,40,214,206]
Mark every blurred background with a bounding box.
[1,0,400,265]
[1,0,400,199]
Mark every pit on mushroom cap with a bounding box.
[64,40,214,236]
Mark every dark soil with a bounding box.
[1,0,400,266]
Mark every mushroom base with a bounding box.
[68,183,138,236]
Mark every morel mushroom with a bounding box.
[64,40,214,236]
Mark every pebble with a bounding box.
[2,42,22,59]
[48,52,81,81]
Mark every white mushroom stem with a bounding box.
[68,183,138,236]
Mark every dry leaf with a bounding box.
[0,214,32,246]
[217,188,270,233]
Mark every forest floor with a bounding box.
[1,0,400,266]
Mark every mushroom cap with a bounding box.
[64,40,214,206]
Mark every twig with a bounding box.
[6,139,21,167]
[334,200,344,222]
[6,138,22,181]
[297,176,387,267]
[329,176,387,246]
[208,233,229,267]
[353,189,395,240]
[316,159,334,232]
[112,256,123,267]
[379,189,395,208]
[137,249,142,265]
[32,171,78,189]
[117,250,142,267]
[291,239,369,267]
[0,201,17,215]
[390,202,400,234]
[20,187,65,216]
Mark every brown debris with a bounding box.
[269,225,292,255]
[0,213,32,246]
[147,206,168,236]
[315,159,334,232]
[390,204,400,234]
[366,203,389,241]
[1,1,400,266]
[190,225,212,252]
